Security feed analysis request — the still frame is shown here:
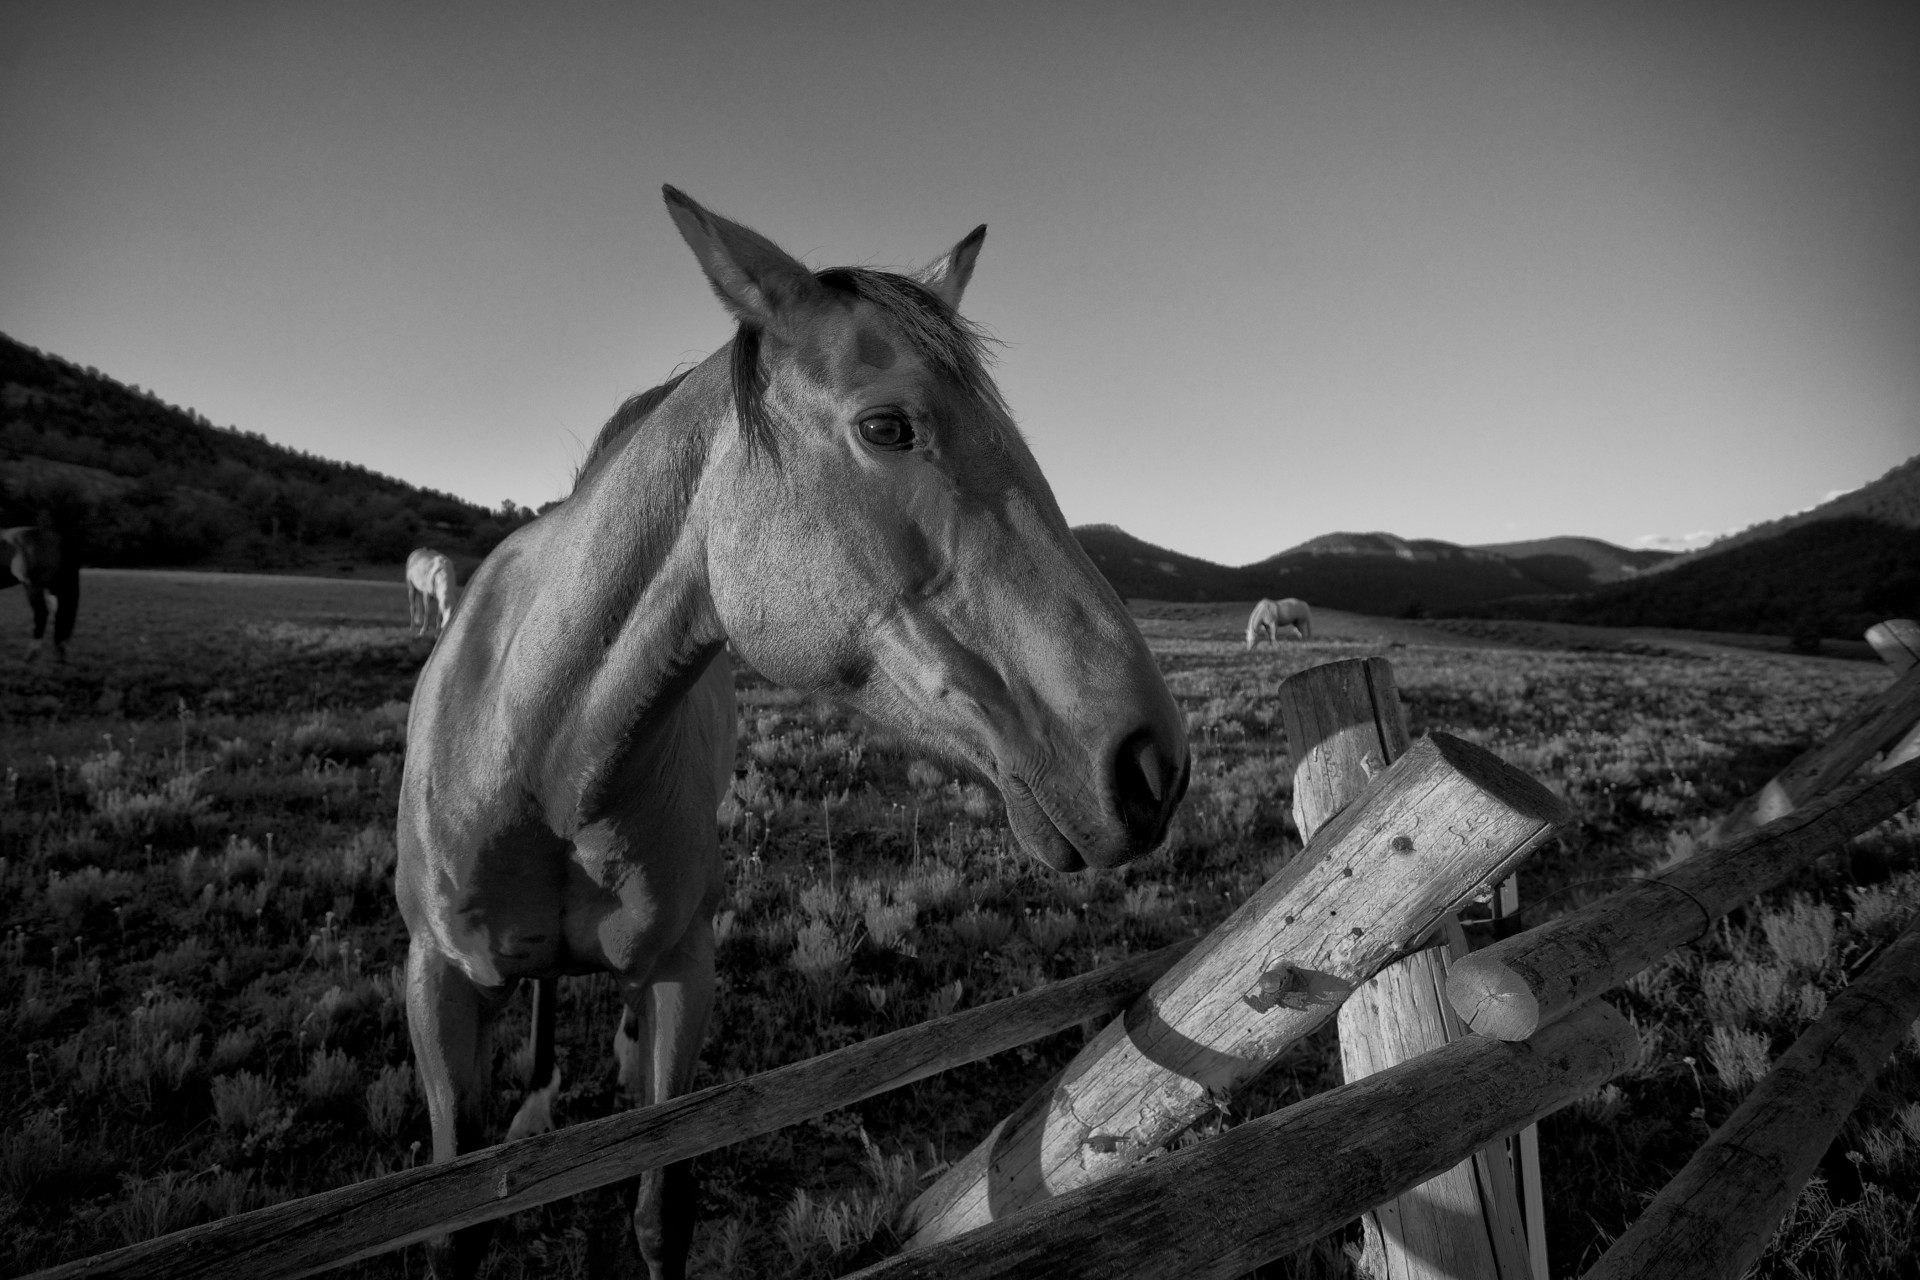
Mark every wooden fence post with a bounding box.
[1581,911,1920,1280]
[854,1002,1638,1280]
[904,731,1569,1245]
[1278,658,1533,1280]
[1708,662,1920,845]
[1449,758,1920,1040]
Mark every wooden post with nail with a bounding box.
[1279,657,1535,1280]
[902,728,1570,1246]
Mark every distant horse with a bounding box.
[397,188,1190,1280]
[404,547,460,638]
[2,527,79,661]
[1247,597,1312,648]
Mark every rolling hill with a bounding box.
[1457,454,1920,642]
[1071,525,1252,602]
[1661,453,1920,564]
[1071,526,1668,616]
[1467,536,1674,592]
[0,331,526,570]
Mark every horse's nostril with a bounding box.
[1113,728,1182,850]
[1129,735,1165,804]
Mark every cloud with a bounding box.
[1631,530,1722,552]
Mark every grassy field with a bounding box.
[2,572,1917,1278]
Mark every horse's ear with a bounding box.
[663,186,822,335]
[920,225,986,311]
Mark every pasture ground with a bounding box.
[2,571,1917,1278]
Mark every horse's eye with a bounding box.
[858,414,914,452]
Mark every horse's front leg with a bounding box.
[619,920,716,1280]
[405,936,508,1279]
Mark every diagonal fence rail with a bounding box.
[23,942,1191,1280]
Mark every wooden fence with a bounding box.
[25,622,1920,1280]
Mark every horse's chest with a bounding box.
[428,816,718,984]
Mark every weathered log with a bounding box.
[1865,618,1920,675]
[854,1002,1638,1280]
[1582,912,1920,1280]
[1709,662,1920,844]
[1867,621,1920,768]
[904,731,1568,1244]
[1280,658,1532,1280]
[1449,756,1920,1041]
[23,941,1192,1280]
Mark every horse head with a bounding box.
[667,188,1188,872]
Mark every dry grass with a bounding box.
[1,573,1916,1277]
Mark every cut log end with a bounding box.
[1445,954,1541,1041]
[1426,731,1572,829]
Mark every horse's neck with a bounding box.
[512,370,734,816]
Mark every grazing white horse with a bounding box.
[1247,597,1312,649]
[396,188,1190,1280]
[405,548,460,637]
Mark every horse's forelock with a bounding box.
[815,267,1001,398]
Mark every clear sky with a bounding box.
[3,2,1916,565]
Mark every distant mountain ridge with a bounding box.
[9,329,1910,638]
[1072,524,1669,615]
[1467,536,1674,591]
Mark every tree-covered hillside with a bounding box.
[0,332,530,571]
[1467,517,1920,644]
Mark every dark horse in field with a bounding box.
[2,526,79,661]
[396,188,1190,1278]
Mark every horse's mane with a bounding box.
[571,370,694,492]
[573,266,1001,493]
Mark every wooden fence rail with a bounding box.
[23,941,1193,1280]
[1448,755,1920,1041]
[848,1002,1638,1280]
[1865,619,1920,675]
[1709,661,1920,844]
[1581,910,1920,1280]
[1868,620,1920,771]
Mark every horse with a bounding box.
[1246,596,1312,649]
[2,526,79,661]
[404,547,460,638]
[396,187,1190,1280]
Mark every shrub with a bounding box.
[790,922,854,996]
[863,899,917,952]
[1761,899,1837,976]
[105,1168,269,1246]
[365,1062,416,1139]
[300,1046,362,1110]
[211,1071,278,1133]
[1706,1024,1772,1093]
[950,907,1015,953]
[45,866,138,930]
